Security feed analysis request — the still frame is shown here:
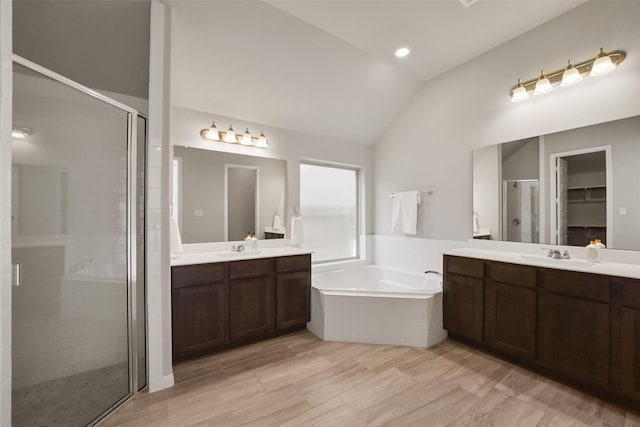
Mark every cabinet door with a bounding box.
[276,271,310,329]
[172,282,227,362]
[485,280,536,361]
[621,308,640,403]
[444,273,484,342]
[229,276,275,342]
[539,293,610,390]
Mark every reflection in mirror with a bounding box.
[172,146,286,243]
[473,115,640,251]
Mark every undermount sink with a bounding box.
[520,255,595,268]
[217,250,261,258]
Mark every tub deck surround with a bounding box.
[309,265,447,348]
[443,247,640,280]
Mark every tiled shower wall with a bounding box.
[368,235,465,273]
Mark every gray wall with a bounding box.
[227,168,257,241]
[174,146,285,243]
[502,137,539,181]
[543,115,640,250]
[13,0,150,100]
[472,145,500,240]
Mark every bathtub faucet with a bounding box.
[424,270,442,278]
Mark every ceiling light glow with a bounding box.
[394,47,410,58]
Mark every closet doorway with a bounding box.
[550,147,611,247]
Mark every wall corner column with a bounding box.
[147,0,174,392]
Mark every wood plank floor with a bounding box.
[101,331,640,426]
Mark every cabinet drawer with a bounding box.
[172,263,227,288]
[488,262,536,288]
[230,258,275,279]
[277,255,310,273]
[446,256,484,279]
[622,279,640,310]
[543,269,609,302]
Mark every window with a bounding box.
[300,162,359,262]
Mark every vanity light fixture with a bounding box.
[224,125,238,143]
[204,121,220,141]
[240,128,253,146]
[199,122,269,148]
[560,60,582,87]
[533,70,552,95]
[510,48,626,102]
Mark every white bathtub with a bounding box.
[308,265,447,348]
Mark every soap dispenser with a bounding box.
[586,240,600,263]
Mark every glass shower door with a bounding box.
[11,61,138,426]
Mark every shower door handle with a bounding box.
[12,264,21,287]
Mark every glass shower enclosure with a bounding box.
[502,179,539,244]
[11,56,146,426]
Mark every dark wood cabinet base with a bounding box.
[172,254,311,363]
[444,254,640,413]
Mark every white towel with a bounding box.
[391,191,420,235]
[170,218,184,253]
[290,216,304,248]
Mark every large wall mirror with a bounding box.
[173,146,286,243]
[473,115,640,251]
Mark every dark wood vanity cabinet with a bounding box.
[538,270,611,390]
[172,254,311,363]
[618,280,640,405]
[484,262,537,361]
[444,254,640,411]
[228,258,276,342]
[443,256,484,342]
[171,263,228,363]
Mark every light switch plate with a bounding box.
[194,209,204,217]
[618,207,627,216]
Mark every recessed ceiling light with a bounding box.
[459,0,480,7]
[11,127,33,139]
[394,47,410,58]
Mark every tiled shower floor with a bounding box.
[12,363,128,427]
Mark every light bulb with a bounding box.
[394,47,410,58]
[205,121,220,141]
[256,131,268,148]
[224,125,237,143]
[240,128,253,146]
[534,70,553,95]
[511,80,529,102]
[590,48,616,76]
[561,61,583,87]
[11,127,33,139]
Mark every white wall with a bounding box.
[374,0,640,240]
[171,106,375,237]
[472,145,500,240]
[0,1,12,424]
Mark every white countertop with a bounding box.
[171,246,313,266]
[443,247,640,280]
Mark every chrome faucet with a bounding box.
[231,244,245,253]
[424,270,443,278]
[561,250,572,259]
[547,249,562,259]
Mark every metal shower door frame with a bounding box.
[12,54,145,424]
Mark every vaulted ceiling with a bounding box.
[169,0,584,145]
